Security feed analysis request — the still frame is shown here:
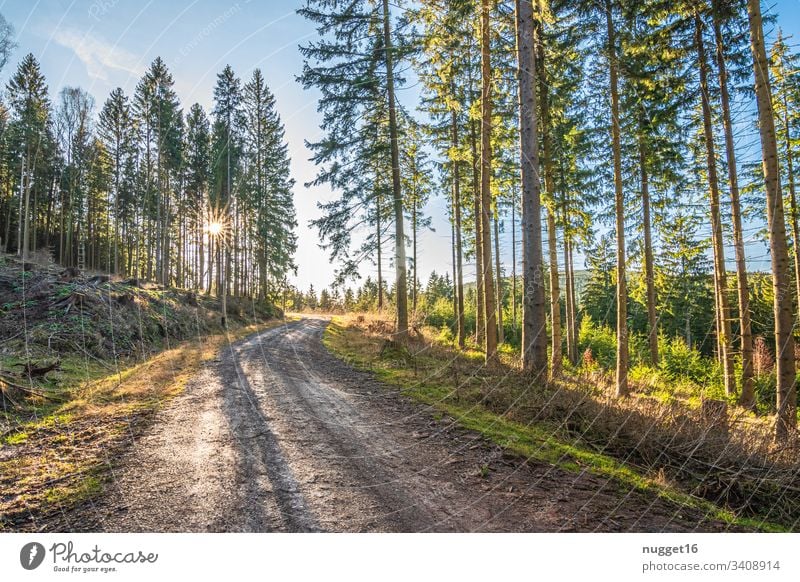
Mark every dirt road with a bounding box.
[68,317,721,532]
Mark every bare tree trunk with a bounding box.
[712,0,754,407]
[696,12,736,396]
[786,107,800,322]
[516,0,547,373]
[376,192,383,311]
[537,15,561,376]
[774,46,800,324]
[452,111,466,349]
[547,210,562,374]
[470,119,485,347]
[606,0,628,397]
[746,0,796,440]
[22,155,31,262]
[562,205,577,365]
[479,0,499,363]
[566,236,578,363]
[494,210,504,344]
[511,191,518,333]
[412,198,418,313]
[381,0,409,340]
[639,135,658,365]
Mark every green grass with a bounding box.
[323,318,786,532]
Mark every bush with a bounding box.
[578,316,616,369]
[658,336,715,386]
[423,296,455,329]
[435,325,454,346]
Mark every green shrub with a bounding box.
[436,325,455,346]
[578,316,616,369]
[424,297,455,329]
[658,336,715,386]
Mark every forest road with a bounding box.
[78,317,720,532]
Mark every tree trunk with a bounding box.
[537,16,562,376]
[547,210,561,375]
[606,0,628,397]
[494,210,504,344]
[516,0,547,373]
[376,192,383,311]
[562,204,577,365]
[639,135,658,365]
[696,12,736,396]
[412,198,418,313]
[381,0,409,339]
[452,111,466,349]
[511,191,518,333]
[566,236,578,363]
[712,0,754,407]
[22,156,32,262]
[774,47,800,325]
[470,119,485,347]
[786,102,800,324]
[746,0,796,440]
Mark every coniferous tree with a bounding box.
[745,0,796,440]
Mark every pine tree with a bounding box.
[299,0,411,335]
[6,54,51,262]
[402,121,434,313]
[745,0,796,440]
[98,88,135,274]
[184,103,211,291]
[516,0,547,374]
[243,68,298,300]
[712,0,754,406]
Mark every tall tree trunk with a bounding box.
[412,198,418,313]
[376,192,383,311]
[774,47,800,322]
[515,0,547,373]
[561,203,577,365]
[17,155,24,259]
[605,0,628,397]
[21,155,31,262]
[786,103,800,320]
[480,0,498,363]
[712,0,754,407]
[547,210,561,375]
[566,236,578,363]
[511,191,518,333]
[746,0,796,440]
[452,111,466,349]
[696,12,735,396]
[470,119,485,347]
[639,135,658,365]
[537,15,562,376]
[452,219,458,332]
[381,0,409,340]
[494,210,504,344]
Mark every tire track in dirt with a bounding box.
[63,317,725,532]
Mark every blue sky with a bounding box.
[1,0,799,293]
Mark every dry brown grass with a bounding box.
[0,320,284,531]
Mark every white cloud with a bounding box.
[51,29,143,81]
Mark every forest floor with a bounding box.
[44,316,729,532]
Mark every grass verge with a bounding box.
[0,318,288,531]
[322,315,787,532]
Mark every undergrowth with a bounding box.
[324,313,798,532]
